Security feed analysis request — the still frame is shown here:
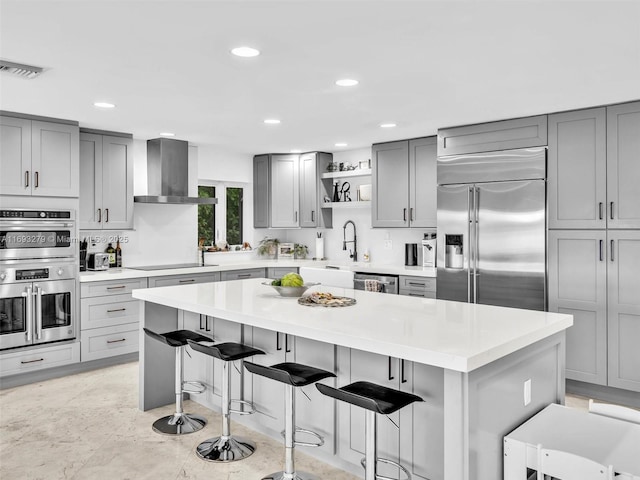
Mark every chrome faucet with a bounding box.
[343,220,357,261]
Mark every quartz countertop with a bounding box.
[79,259,437,282]
[132,278,571,372]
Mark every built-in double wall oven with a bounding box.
[0,209,77,350]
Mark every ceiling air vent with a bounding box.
[0,60,43,79]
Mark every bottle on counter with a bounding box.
[106,242,116,268]
[115,238,122,268]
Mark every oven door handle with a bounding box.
[22,286,34,343]
[0,222,74,229]
[35,285,43,340]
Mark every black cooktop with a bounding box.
[128,263,203,271]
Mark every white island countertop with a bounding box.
[132,278,571,373]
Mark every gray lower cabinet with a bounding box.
[271,154,300,228]
[266,267,299,279]
[253,154,270,228]
[0,342,80,377]
[548,229,640,392]
[147,272,220,288]
[607,230,640,392]
[80,278,147,362]
[80,132,134,230]
[399,276,436,299]
[220,268,265,281]
[548,108,607,229]
[372,137,437,228]
[548,230,608,385]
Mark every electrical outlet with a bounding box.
[523,379,531,406]
[384,239,393,249]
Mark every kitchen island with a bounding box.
[133,278,572,480]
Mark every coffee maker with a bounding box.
[421,233,437,267]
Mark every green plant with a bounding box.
[293,243,308,259]
[257,237,280,257]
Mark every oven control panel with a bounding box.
[16,268,50,281]
[0,262,76,283]
[0,209,72,219]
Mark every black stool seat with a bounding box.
[244,361,336,387]
[316,381,423,415]
[187,340,265,362]
[143,328,211,348]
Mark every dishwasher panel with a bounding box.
[353,273,399,294]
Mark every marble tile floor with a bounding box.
[0,361,594,480]
[0,362,359,480]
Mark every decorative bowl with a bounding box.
[262,281,319,297]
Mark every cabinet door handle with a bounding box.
[610,202,614,220]
[401,359,407,384]
[295,211,298,222]
[285,334,291,353]
[21,358,44,364]
[610,239,615,262]
[106,308,126,313]
[106,338,126,344]
[311,210,315,222]
[105,208,109,223]
[599,202,604,220]
[199,314,205,330]
[388,356,395,380]
[34,171,39,188]
[179,279,196,283]
[205,316,211,332]
[599,240,604,262]
[403,208,407,221]
[410,208,414,221]
[97,208,102,223]
[25,170,29,187]
[276,332,282,351]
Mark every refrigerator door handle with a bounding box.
[467,186,474,303]
[474,186,480,303]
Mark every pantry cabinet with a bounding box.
[0,115,79,197]
[79,132,134,230]
[371,137,437,228]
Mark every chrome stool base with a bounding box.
[196,435,256,462]
[152,413,207,435]
[262,471,320,480]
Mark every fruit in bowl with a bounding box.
[264,273,316,297]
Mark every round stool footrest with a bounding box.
[360,457,412,480]
[229,399,256,416]
[182,380,206,394]
[280,427,325,447]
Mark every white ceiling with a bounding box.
[1,1,639,156]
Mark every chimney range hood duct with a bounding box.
[134,138,217,205]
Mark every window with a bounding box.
[198,183,245,247]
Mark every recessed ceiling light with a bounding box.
[335,79,358,87]
[380,123,397,128]
[290,149,302,153]
[335,143,348,147]
[231,46,260,57]
[264,119,281,125]
[160,132,175,137]
[94,102,115,109]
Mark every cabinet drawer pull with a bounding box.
[610,202,614,220]
[179,279,196,283]
[408,282,424,287]
[105,208,109,223]
[106,308,126,313]
[388,356,395,381]
[599,202,604,220]
[25,170,29,188]
[107,338,126,344]
[21,357,44,364]
[408,292,423,297]
[236,274,252,278]
[610,239,615,262]
[599,240,604,262]
[106,285,126,290]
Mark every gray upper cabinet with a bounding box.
[409,137,437,228]
[607,101,640,229]
[270,154,300,228]
[437,115,547,157]
[0,115,79,197]
[372,137,437,228]
[253,155,270,228]
[607,230,640,392]
[299,152,333,228]
[80,132,134,230]
[372,140,410,227]
[548,108,607,229]
[548,230,608,385]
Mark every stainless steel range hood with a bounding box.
[134,138,217,205]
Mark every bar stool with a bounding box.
[244,361,336,480]
[143,328,211,435]
[187,339,265,462]
[316,381,424,480]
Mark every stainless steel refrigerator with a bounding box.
[436,147,547,311]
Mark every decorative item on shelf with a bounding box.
[339,162,345,171]
[357,184,371,201]
[293,243,308,259]
[277,242,294,258]
[333,181,341,202]
[327,162,338,172]
[323,195,331,203]
[242,241,252,250]
[257,237,280,258]
[359,160,370,170]
[340,181,351,202]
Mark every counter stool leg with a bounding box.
[196,360,256,462]
[364,410,377,480]
[152,346,206,435]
